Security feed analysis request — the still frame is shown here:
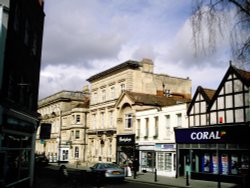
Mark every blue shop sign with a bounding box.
[155,143,176,151]
[174,125,249,144]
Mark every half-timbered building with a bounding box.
[175,64,250,186]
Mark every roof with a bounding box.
[87,60,140,82]
[187,86,215,115]
[233,66,250,86]
[187,64,250,115]
[123,91,190,107]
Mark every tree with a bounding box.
[191,0,250,68]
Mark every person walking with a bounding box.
[132,158,139,179]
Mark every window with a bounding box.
[102,89,106,101]
[74,147,79,159]
[120,83,125,92]
[93,92,97,104]
[92,114,96,129]
[75,130,80,139]
[165,115,170,138]
[145,118,149,137]
[76,115,80,124]
[109,111,113,128]
[125,114,132,129]
[154,116,159,138]
[101,112,105,128]
[71,130,74,139]
[110,87,115,99]
[176,113,182,127]
[137,119,141,137]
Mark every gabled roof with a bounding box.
[207,65,250,109]
[87,60,140,82]
[233,66,250,86]
[187,86,216,115]
[116,90,190,108]
[187,65,250,115]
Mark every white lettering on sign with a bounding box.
[119,137,132,142]
[190,131,222,140]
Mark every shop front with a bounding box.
[0,110,38,188]
[175,125,249,184]
[138,142,155,172]
[116,134,136,167]
[155,143,176,177]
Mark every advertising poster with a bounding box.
[212,153,218,174]
[230,155,238,175]
[221,154,229,175]
[203,154,210,172]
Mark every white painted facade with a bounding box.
[135,102,189,177]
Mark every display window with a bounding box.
[141,151,154,169]
[221,153,229,175]
[230,155,239,175]
[2,133,32,185]
[157,152,172,171]
[202,153,210,173]
[212,153,218,174]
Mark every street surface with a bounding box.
[34,165,171,188]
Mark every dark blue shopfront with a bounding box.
[174,125,249,184]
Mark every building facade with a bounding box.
[36,90,89,165]
[135,101,189,177]
[175,65,250,186]
[0,0,45,187]
[86,58,192,164]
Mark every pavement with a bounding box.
[46,163,241,188]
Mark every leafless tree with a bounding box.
[191,0,250,68]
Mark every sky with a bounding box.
[39,0,234,99]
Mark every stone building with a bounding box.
[86,58,192,164]
[36,90,89,165]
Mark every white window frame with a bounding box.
[125,113,133,129]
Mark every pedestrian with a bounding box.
[133,158,139,178]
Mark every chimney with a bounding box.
[140,58,154,73]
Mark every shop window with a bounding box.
[141,151,154,169]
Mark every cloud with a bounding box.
[39,0,235,99]
[39,64,94,99]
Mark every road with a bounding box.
[34,165,171,188]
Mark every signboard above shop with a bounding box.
[116,134,135,146]
[174,125,249,144]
